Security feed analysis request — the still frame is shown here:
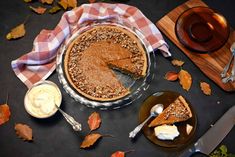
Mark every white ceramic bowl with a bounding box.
[24,80,62,118]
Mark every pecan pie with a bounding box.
[64,25,147,101]
[148,96,192,127]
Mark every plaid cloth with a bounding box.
[11,3,171,88]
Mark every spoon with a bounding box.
[55,105,82,131]
[129,104,164,138]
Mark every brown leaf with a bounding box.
[58,0,77,10]
[41,0,54,4]
[49,6,61,14]
[88,112,101,131]
[29,6,47,14]
[15,123,33,141]
[67,0,77,8]
[165,71,178,81]
[200,82,211,95]
[58,0,68,10]
[178,69,192,91]
[23,0,32,2]
[89,0,96,3]
[111,151,125,157]
[80,133,102,148]
[171,59,185,67]
[6,24,26,40]
[0,104,11,125]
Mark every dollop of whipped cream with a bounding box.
[154,124,179,140]
[25,83,61,118]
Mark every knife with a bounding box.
[178,105,235,157]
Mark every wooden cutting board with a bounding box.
[156,0,235,92]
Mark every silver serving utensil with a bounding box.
[222,43,235,83]
[129,104,164,138]
[55,105,82,131]
[220,43,235,78]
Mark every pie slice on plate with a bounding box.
[148,95,192,127]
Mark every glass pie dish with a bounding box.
[56,18,155,109]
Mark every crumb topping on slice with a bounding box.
[148,95,192,127]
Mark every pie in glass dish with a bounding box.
[63,25,148,101]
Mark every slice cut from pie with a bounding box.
[107,56,146,78]
[148,96,192,127]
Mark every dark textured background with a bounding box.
[0,0,234,157]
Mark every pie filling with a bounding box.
[64,25,147,101]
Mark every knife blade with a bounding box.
[178,105,235,157]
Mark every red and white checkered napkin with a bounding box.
[11,3,171,88]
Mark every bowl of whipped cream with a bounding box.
[24,80,62,118]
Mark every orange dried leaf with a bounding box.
[0,104,11,125]
[165,71,178,81]
[200,82,211,95]
[111,151,125,157]
[58,0,68,10]
[15,123,33,141]
[178,69,192,91]
[80,133,102,148]
[89,0,96,3]
[171,59,185,67]
[6,24,26,40]
[49,6,61,14]
[111,150,134,157]
[30,6,47,14]
[88,112,101,131]
[67,0,77,8]
[58,0,77,9]
[41,0,54,4]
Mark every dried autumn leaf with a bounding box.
[165,71,178,81]
[111,151,125,157]
[178,69,192,91]
[67,0,77,8]
[171,59,185,67]
[88,112,101,131]
[111,150,134,157]
[29,6,47,14]
[15,123,33,141]
[200,82,212,95]
[80,133,102,148]
[58,0,68,10]
[41,0,54,4]
[24,0,32,2]
[58,0,77,10]
[89,0,96,3]
[49,6,61,14]
[6,24,26,40]
[0,104,11,125]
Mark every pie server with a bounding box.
[178,105,235,157]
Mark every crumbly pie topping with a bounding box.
[163,97,191,120]
[65,26,147,100]
[148,95,192,127]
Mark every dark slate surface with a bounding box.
[0,0,234,157]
